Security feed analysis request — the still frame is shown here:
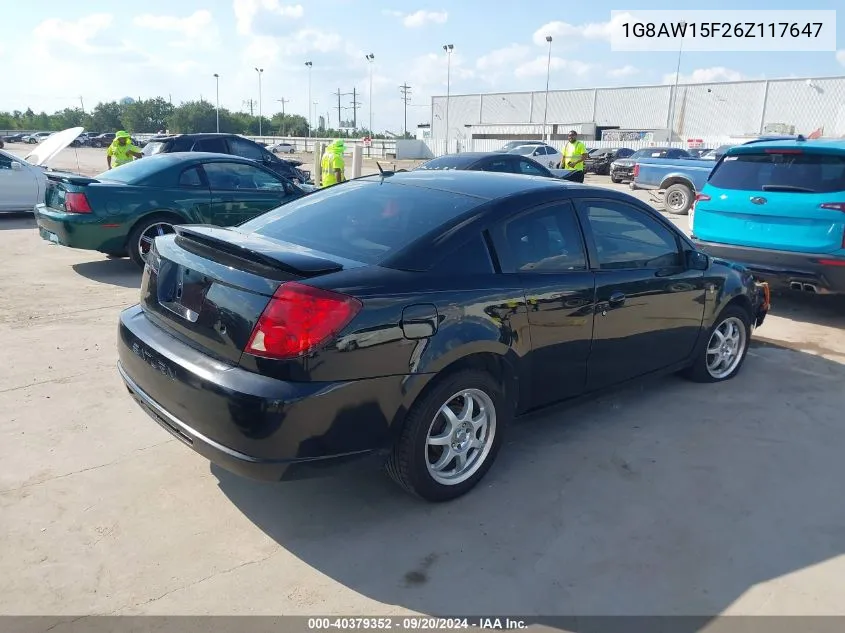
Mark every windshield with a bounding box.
[709,151,845,193]
[499,141,537,152]
[509,146,539,156]
[237,180,482,265]
[143,142,166,157]
[629,148,673,159]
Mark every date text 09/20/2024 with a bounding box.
[307,617,527,630]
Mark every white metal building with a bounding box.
[429,75,845,143]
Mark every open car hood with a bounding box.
[24,127,84,166]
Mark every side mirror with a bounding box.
[686,250,709,271]
[10,161,22,171]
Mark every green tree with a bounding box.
[90,102,124,133]
[167,100,218,133]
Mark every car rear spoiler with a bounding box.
[45,172,100,186]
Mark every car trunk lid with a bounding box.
[44,172,100,212]
[140,225,353,364]
[694,146,845,254]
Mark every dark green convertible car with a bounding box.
[34,152,308,266]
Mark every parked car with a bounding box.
[610,147,691,184]
[23,132,53,144]
[34,152,307,267]
[0,138,3,149]
[585,147,635,175]
[117,170,770,501]
[416,152,582,181]
[632,158,714,215]
[89,133,116,148]
[496,140,552,153]
[142,133,311,184]
[269,141,296,154]
[688,148,713,158]
[508,144,563,169]
[3,133,28,143]
[0,127,84,213]
[691,138,845,294]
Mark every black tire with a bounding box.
[386,369,508,502]
[682,305,752,383]
[664,183,693,215]
[610,175,622,184]
[126,213,180,268]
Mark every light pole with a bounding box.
[213,73,220,133]
[443,44,453,153]
[365,54,375,135]
[305,61,313,137]
[254,67,264,137]
[543,36,552,142]
[668,22,686,142]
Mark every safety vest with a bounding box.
[107,141,140,168]
[562,140,587,171]
[320,150,345,187]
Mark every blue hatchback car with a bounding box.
[690,138,845,294]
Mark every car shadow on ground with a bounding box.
[212,342,845,629]
[0,213,35,231]
[767,290,845,331]
[72,258,142,289]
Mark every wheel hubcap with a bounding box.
[705,316,746,379]
[425,388,497,486]
[138,222,174,259]
[667,190,687,210]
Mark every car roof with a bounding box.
[160,133,242,140]
[727,138,845,154]
[132,151,263,167]
[356,169,576,200]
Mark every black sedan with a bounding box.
[416,152,582,181]
[584,147,635,175]
[117,171,770,502]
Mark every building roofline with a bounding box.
[431,74,845,100]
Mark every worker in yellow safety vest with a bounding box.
[561,129,588,183]
[320,139,346,187]
[106,131,143,169]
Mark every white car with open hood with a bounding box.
[0,127,84,213]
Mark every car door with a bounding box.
[574,197,707,390]
[489,201,596,408]
[175,165,213,223]
[202,161,296,226]
[0,153,37,212]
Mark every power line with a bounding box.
[399,83,411,138]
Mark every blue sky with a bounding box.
[1,0,843,133]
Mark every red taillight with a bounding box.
[820,203,845,212]
[632,164,640,179]
[64,192,92,213]
[818,259,845,267]
[245,281,362,359]
[692,193,711,211]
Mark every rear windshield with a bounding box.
[630,148,674,159]
[95,158,165,184]
[417,155,475,170]
[143,142,165,156]
[237,180,482,264]
[709,151,845,193]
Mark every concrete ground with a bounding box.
[2,145,845,623]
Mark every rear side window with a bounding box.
[193,137,227,153]
[709,151,845,193]
[179,166,204,187]
[431,234,495,274]
[169,138,194,152]
[502,203,587,273]
[238,180,481,265]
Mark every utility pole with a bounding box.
[335,89,344,128]
[79,96,85,113]
[243,99,256,116]
[350,87,362,129]
[277,98,289,135]
[399,83,411,138]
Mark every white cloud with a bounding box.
[608,65,639,78]
[476,44,530,72]
[33,13,115,53]
[409,52,474,100]
[403,10,448,27]
[233,0,304,36]
[515,56,591,78]
[663,67,743,85]
[837,50,845,67]
[532,13,633,46]
[133,10,218,49]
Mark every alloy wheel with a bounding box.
[138,222,174,261]
[706,316,747,379]
[425,388,497,486]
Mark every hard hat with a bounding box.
[115,130,131,139]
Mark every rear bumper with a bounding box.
[34,204,128,253]
[692,238,845,294]
[117,305,407,481]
